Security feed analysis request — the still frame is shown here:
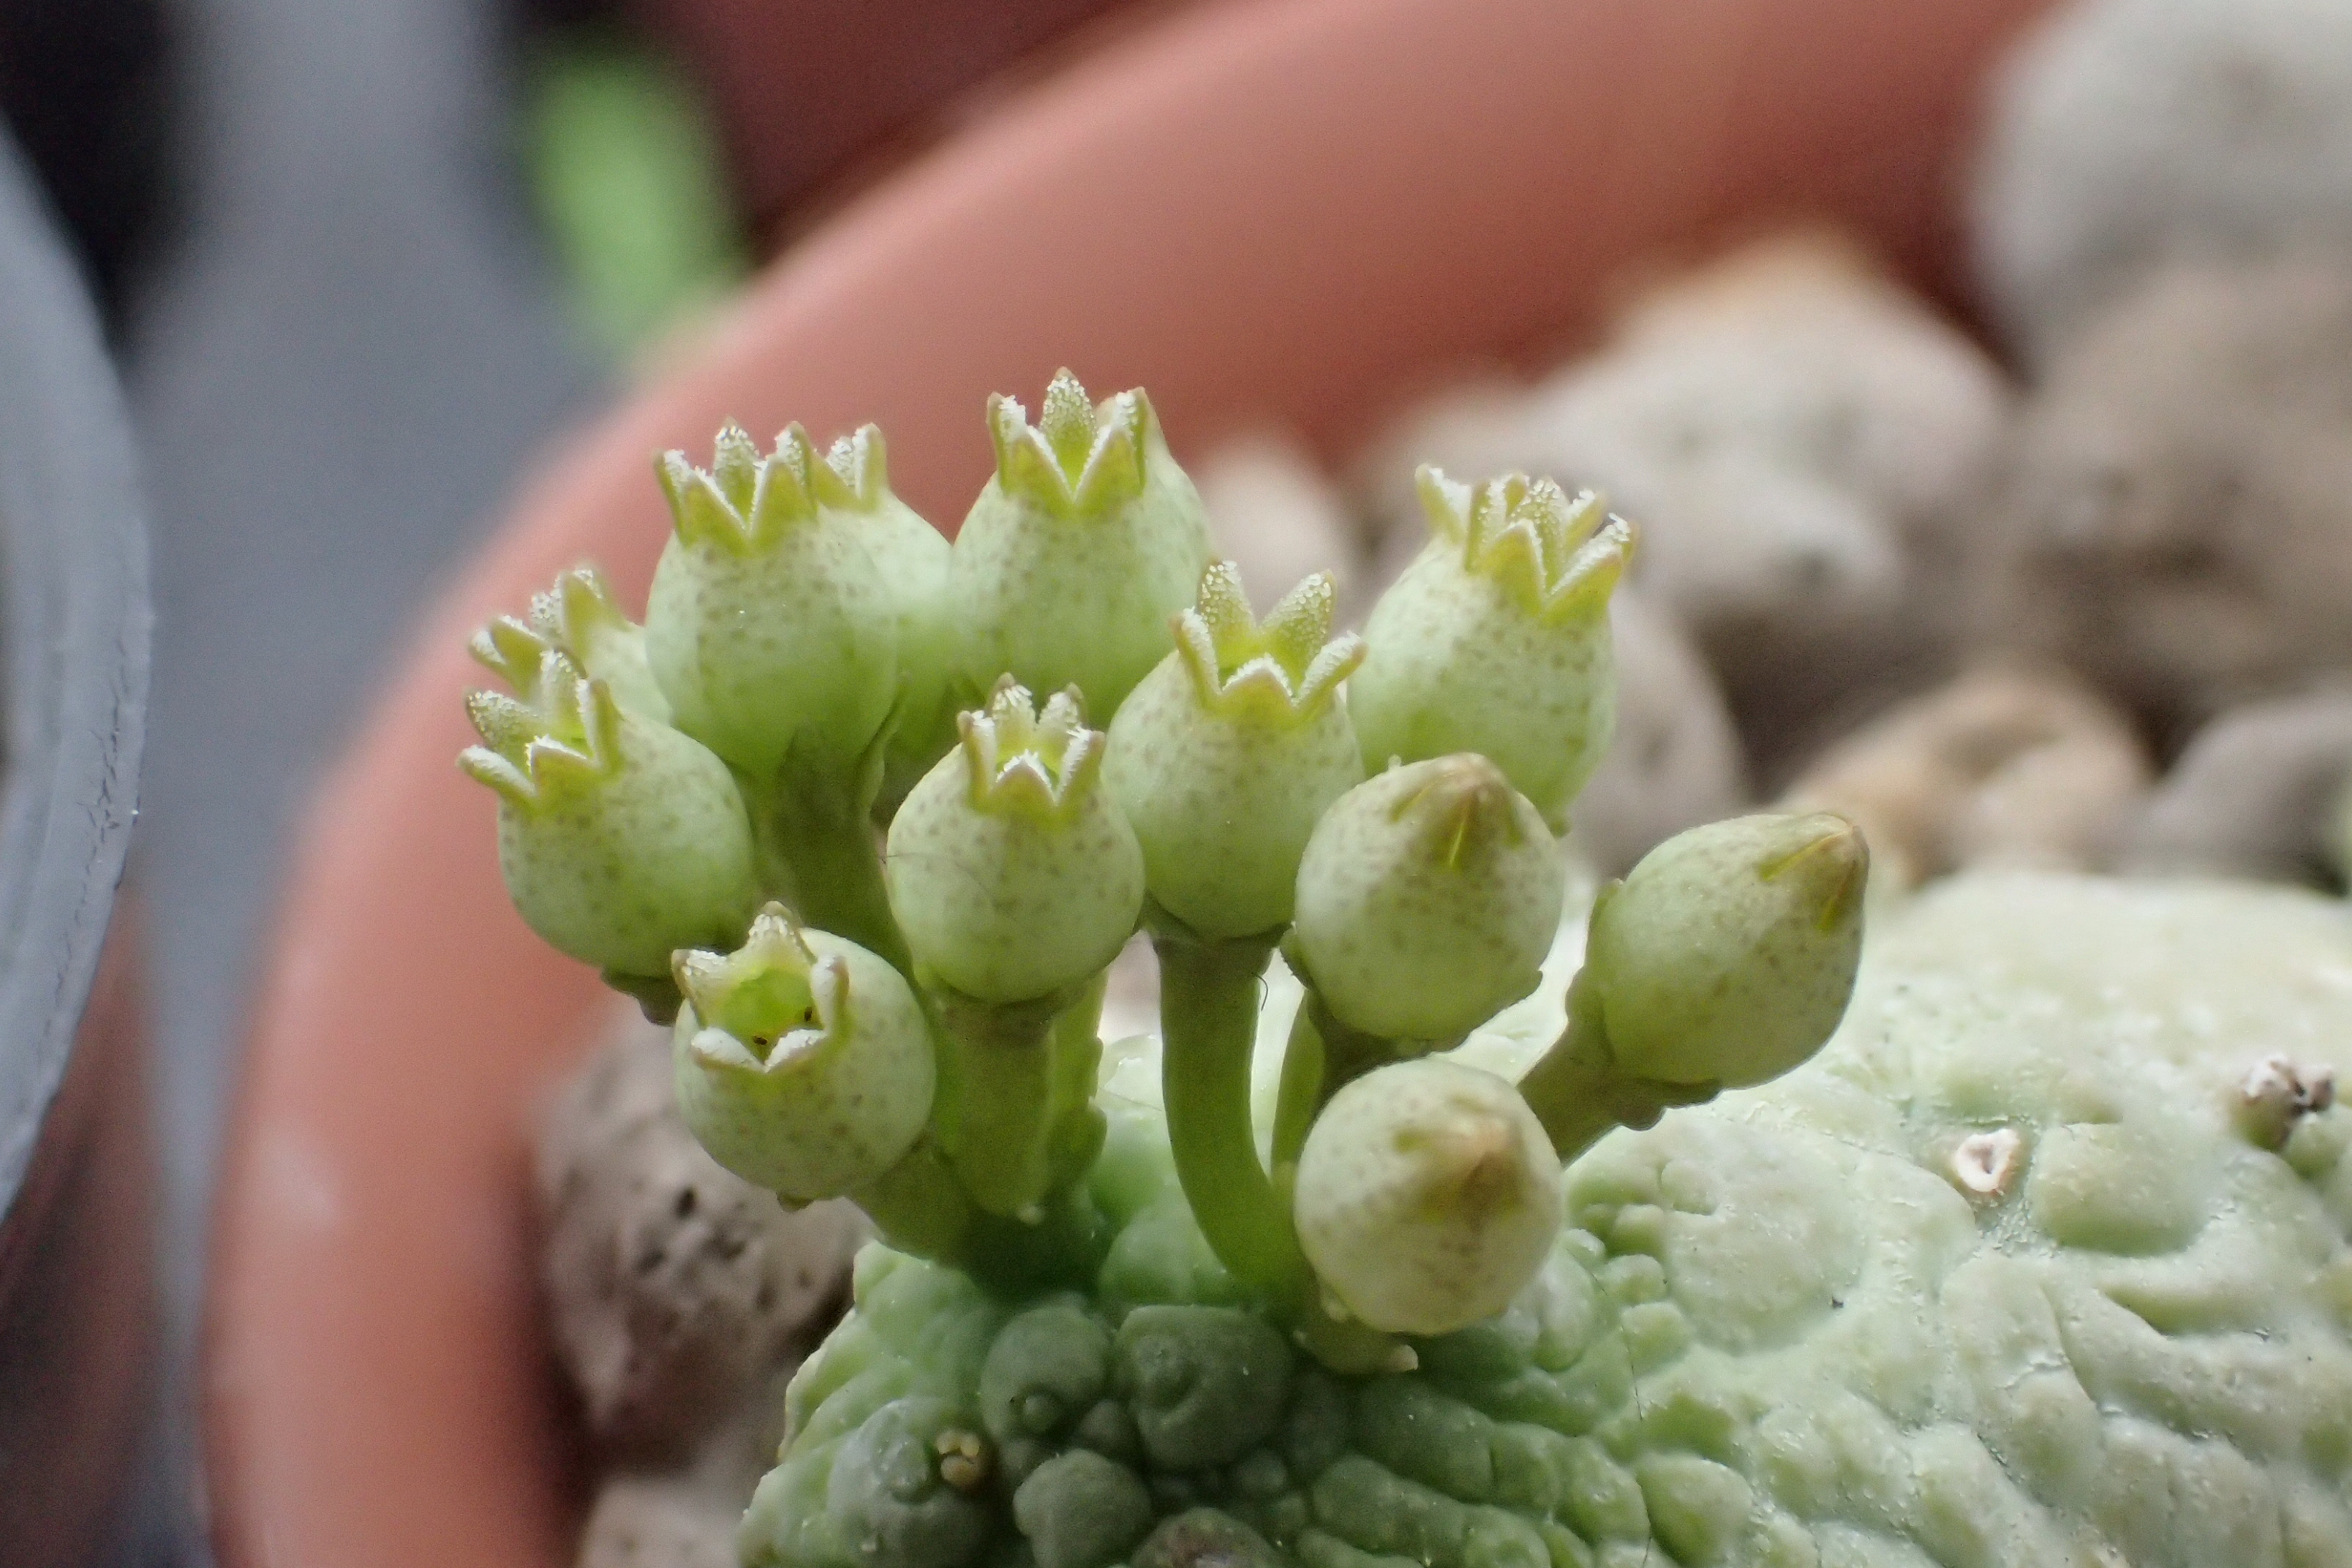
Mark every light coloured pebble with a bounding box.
[1983,257,2352,736]
[1779,666,2151,889]
[1566,585,1749,877]
[537,1003,866,1459]
[1191,430,1370,622]
[1975,0,2352,361]
[2118,687,2352,886]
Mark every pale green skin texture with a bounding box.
[494,711,756,978]
[747,873,2352,1568]
[949,455,1213,723]
[1346,543,1614,831]
[1101,652,1365,941]
[672,931,935,1203]
[1291,761,1567,1040]
[883,750,1146,1003]
[1587,813,1864,1090]
[1293,1058,1564,1337]
[646,510,900,782]
[856,495,961,804]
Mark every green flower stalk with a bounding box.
[644,420,899,782]
[1518,812,1868,1159]
[796,424,960,809]
[459,646,756,990]
[951,370,1213,720]
[1105,562,1366,941]
[1292,1058,1563,1337]
[886,682,1141,1219]
[672,904,935,1203]
[1289,755,1567,1043]
[1346,470,1633,831]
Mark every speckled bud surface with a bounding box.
[1292,755,1567,1041]
[1347,470,1630,830]
[1294,1059,1564,1336]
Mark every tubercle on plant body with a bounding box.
[460,375,1869,1564]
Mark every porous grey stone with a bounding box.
[2121,687,2352,886]
[1982,257,2352,740]
[537,1003,865,1460]
[1975,0,2352,361]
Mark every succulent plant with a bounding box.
[461,388,1878,1567]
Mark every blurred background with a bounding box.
[1,0,1149,1560]
[18,0,2352,1560]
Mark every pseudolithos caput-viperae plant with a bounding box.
[462,372,1874,1568]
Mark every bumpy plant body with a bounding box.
[461,383,2037,1568]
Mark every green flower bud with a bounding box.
[1291,755,1567,1041]
[801,425,960,805]
[885,682,1145,1002]
[644,420,898,780]
[459,649,756,982]
[468,562,671,723]
[671,903,934,1202]
[1583,811,1867,1090]
[1348,470,1634,830]
[951,370,1213,718]
[1293,1058,1563,1336]
[1104,562,1366,939]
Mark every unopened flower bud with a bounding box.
[459,649,756,983]
[1292,755,1567,1041]
[1583,812,1867,1090]
[1348,470,1633,830]
[951,371,1213,718]
[799,425,960,802]
[885,683,1145,1002]
[1104,563,1366,938]
[1294,1058,1562,1335]
[671,905,934,1202]
[644,421,899,780]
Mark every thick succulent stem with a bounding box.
[850,1137,984,1266]
[1153,928,1309,1301]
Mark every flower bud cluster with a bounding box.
[460,376,1869,1371]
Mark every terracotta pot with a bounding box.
[207,0,2057,1562]
[0,131,154,1568]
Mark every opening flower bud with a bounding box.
[1584,812,1868,1090]
[797,425,960,805]
[671,904,935,1202]
[1294,1058,1563,1336]
[643,420,899,781]
[1292,755,1567,1041]
[1348,470,1633,830]
[951,371,1213,719]
[469,563,671,724]
[459,648,757,983]
[885,682,1145,1003]
[1104,562,1367,939]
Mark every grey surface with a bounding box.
[0,129,149,1284]
[124,0,600,1557]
